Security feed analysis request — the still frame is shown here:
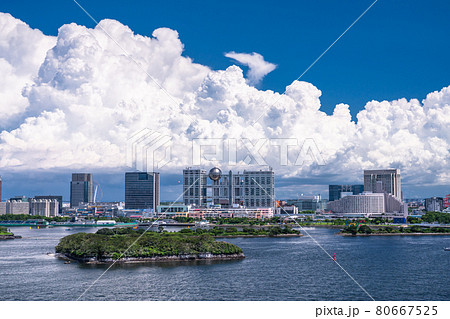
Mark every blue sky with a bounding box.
[0,0,449,201]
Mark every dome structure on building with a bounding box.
[208,167,222,181]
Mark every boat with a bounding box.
[444,248,450,251]
[64,261,71,264]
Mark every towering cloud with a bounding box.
[0,12,448,188]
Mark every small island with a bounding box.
[55,228,245,264]
[179,226,302,238]
[0,226,21,240]
[339,225,450,236]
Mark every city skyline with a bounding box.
[0,167,447,204]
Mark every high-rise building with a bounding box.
[328,185,364,201]
[364,169,402,199]
[0,176,2,202]
[125,172,160,210]
[211,169,275,208]
[183,168,208,207]
[183,167,275,208]
[29,199,59,217]
[6,200,30,215]
[35,195,63,214]
[70,173,94,208]
[425,197,444,212]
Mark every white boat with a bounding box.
[444,248,450,251]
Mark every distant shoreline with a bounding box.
[214,233,303,238]
[338,232,450,237]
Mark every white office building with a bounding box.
[5,200,30,215]
[29,199,59,217]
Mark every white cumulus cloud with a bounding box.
[0,12,448,190]
[225,51,277,85]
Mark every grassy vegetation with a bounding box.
[341,225,450,235]
[55,228,243,260]
[180,226,300,237]
[0,226,13,236]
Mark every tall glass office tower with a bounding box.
[125,172,160,210]
[70,173,94,208]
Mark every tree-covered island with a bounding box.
[339,224,450,236]
[55,228,245,264]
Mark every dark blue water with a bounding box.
[0,227,449,301]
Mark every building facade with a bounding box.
[34,196,63,214]
[425,197,444,212]
[363,169,401,199]
[183,168,275,208]
[70,173,94,208]
[328,185,364,201]
[29,199,59,217]
[125,172,160,210]
[5,200,30,215]
[327,192,385,215]
[183,168,208,207]
[211,169,275,208]
[327,191,408,218]
[286,195,327,211]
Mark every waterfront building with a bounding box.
[327,192,384,215]
[183,168,208,207]
[156,204,190,218]
[327,191,408,219]
[183,167,275,208]
[328,185,364,201]
[425,197,444,212]
[188,207,274,220]
[34,195,63,214]
[76,202,124,216]
[70,173,94,208]
[29,199,59,217]
[0,202,5,215]
[286,195,327,212]
[125,172,160,210]
[364,169,401,199]
[5,200,30,215]
[212,169,275,208]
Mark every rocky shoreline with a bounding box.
[56,252,245,264]
[0,235,22,240]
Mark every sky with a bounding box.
[0,0,449,201]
